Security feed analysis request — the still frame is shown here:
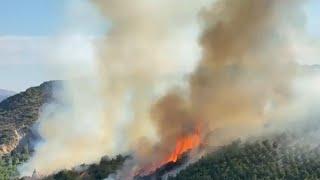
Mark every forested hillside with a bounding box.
[33,134,320,180]
[0,81,61,179]
[172,134,320,180]
[2,80,320,179]
[0,147,30,179]
[0,81,61,155]
[43,155,126,180]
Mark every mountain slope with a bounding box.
[36,134,320,180]
[41,155,127,180]
[0,81,61,155]
[171,135,320,180]
[0,89,15,103]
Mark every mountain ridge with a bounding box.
[0,81,62,155]
[0,89,16,103]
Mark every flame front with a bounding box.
[136,130,201,177]
[163,130,201,164]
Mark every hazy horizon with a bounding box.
[0,0,320,91]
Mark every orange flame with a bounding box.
[136,129,201,177]
[163,130,201,164]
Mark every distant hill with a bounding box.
[0,89,15,103]
[0,81,62,155]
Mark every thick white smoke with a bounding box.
[19,0,320,178]
[19,0,212,176]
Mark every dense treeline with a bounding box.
[0,146,30,179]
[43,155,127,180]
[0,153,125,179]
[3,134,320,179]
[171,134,320,180]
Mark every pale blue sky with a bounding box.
[0,0,66,36]
[0,0,104,91]
[0,0,319,91]
[0,0,67,91]
[305,0,320,37]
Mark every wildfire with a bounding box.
[163,130,201,164]
[136,129,201,177]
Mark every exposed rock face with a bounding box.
[0,130,22,154]
[0,81,62,155]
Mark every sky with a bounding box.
[305,0,320,37]
[0,0,65,36]
[0,0,104,91]
[0,0,319,91]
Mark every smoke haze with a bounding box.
[19,0,211,175]
[134,0,306,169]
[19,0,315,177]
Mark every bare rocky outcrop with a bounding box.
[0,130,21,154]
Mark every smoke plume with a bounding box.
[19,0,210,176]
[19,0,310,177]
[190,0,302,143]
[133,0,306,169]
